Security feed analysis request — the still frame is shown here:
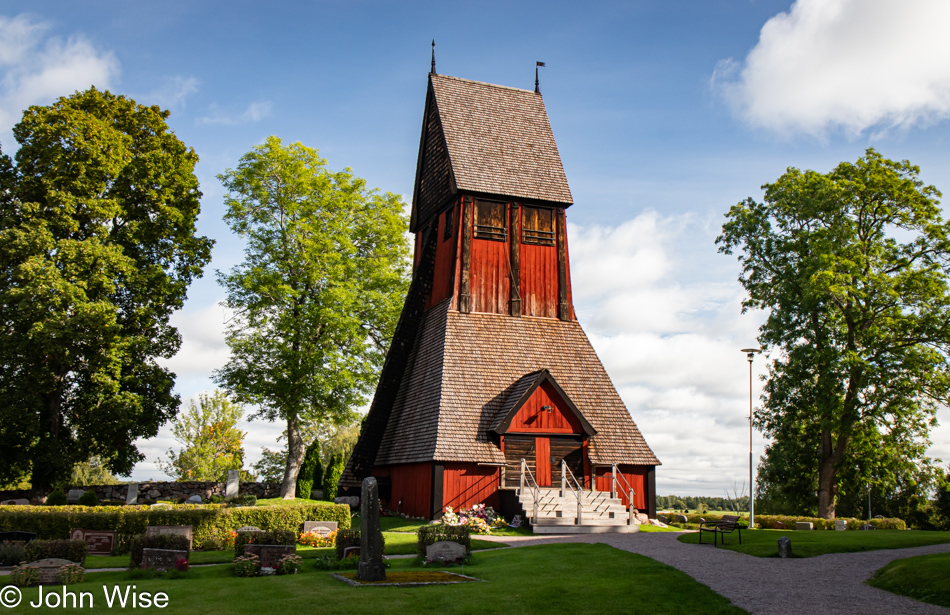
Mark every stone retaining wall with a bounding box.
[0,481,283,504]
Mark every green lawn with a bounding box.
[677,528,950,558]
[10,544,746,614]
[867,552,950,608]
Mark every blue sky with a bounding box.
[2,0,949,495]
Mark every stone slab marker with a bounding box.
[225,470,240,498]
[357,477,385,582]
[777,536,792,559]
[126,483,139,505]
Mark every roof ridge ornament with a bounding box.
[535,61,545,94]
[431,40,437,75]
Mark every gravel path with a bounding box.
[476,532,950,615]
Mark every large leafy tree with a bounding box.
[718,149,950,520]
[214,136,409,498]
[159,391,248,481]
[0,88,213,489]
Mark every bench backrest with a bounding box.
[717,515,741,530]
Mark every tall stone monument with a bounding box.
[357,477,385,582]
[225,470,240,498]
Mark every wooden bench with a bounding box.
[699,515,743,546]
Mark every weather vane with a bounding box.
[431,40,437,75]
[535,61,545,93]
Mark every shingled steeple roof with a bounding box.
[410,74,573,231]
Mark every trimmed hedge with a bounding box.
[234,530,296,557]
[24,539,87,565]
[129,534,191,568]
[754,514,906,531]
[0,501,350,552]
[416,525,471,558]
[335,529,386,560]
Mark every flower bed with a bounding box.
[440,505,507,534]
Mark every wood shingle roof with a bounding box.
[374,299,660,468]
[411,74,573,231]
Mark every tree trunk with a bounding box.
[280,412,306,499]
[817,428,843,520]
[32,384,67,490]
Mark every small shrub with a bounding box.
[77,491,99,507]
[0,541,26,565]
[314,554,359,570]
[101,500,126,506]
[24,539,87,565]
[416,525,471,559]
[276,554,303,575]
[233,529,295,557]
[128,534,190,569]
[335,529,359,560]
[200,536,225,551]
[209,495,224,504]
[9,564,40,587]
[232,553,260,577]
[57,563,85,584]
[46,489,67,506]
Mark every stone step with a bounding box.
[532,524,641,534]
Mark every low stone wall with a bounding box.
[0,481,283,505]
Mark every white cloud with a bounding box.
[713,0,950,137]
[0,14,118,135]
[570,214,768,495]
[142,75,199,112]
[196,100,272,126]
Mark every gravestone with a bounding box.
[657,514,669,524]
[243,544,295,570]
[125,483,139,505]
[70,528,115,555]
[301,521,338,536]
[335,495,360,509]
[235,526,263,533]
[185,495,202,504]
[66,489,85,505]
[777,536,792,559]
[357,477,385,582]
[835,519,848,531]
[0,531,37,543]
[426,540,466,563]
[771,521,785,529]
[0,498,29,506]
[860,524,877,530]
[27,558,76,585]
[225,470,240,498]
[142,548,188,571]
[343,546,360,559]
[145,525,194,549]
[674,514,688,524]
[794,522,813,531]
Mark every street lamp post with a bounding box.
[741,348,761,529]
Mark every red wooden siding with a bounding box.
[470,236,510,314]
[520,242,557,318]
[507,381,583,434]
[373,462,432,518]
[594,465,648,510]
[442,462,500,511]
[427,205,458,309]
[536,437,551,486]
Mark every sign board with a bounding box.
[70,528,115,555]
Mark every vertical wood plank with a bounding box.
[509,202,521,316]
[556,208,569,321]
[536,437,551,486]
[459,196,472,313]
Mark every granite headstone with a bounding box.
[357,477,385,582]
[145,525,194,549]
[777,536,792,559]
[426,541,466,563]
[142,548,188,571]
[27,558,76,584]
[125,483,139,505]
[225,470,240,498]
[70,528,115,555]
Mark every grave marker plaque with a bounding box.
[301,521,338,536]
[70,528,115,555]
[142,548,188,571]
[125,483,139,505]
[225,470,240,498]
[426,541,466,563]
[27,558,75,584]
[146,525,194,549]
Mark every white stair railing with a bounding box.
[562,460,584,525]
[611,463,638,526]
[520,458,540,522]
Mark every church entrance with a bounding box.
[503,434,585,489]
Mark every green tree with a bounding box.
[251,448,287,483]
[296,440,323,500]
[0,88,213,489]
[718,149,950,519]
[159,391,248,481]
[214,137,409,498]
[67,456,122,487]
[322,453,345,502]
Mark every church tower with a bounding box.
[339,70,660,523]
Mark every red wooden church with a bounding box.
[339,65,660,527]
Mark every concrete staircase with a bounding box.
[519,487,640,534]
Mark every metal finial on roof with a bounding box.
[535,61,545,94]
[431,40,437,75]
